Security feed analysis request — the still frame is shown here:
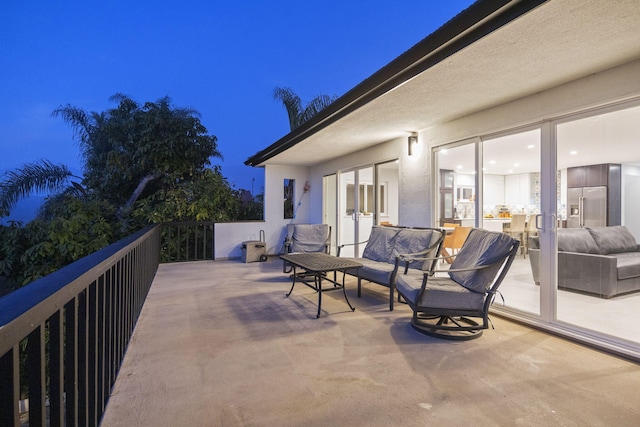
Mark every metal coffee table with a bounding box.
[280,253,361,318]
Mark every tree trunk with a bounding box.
[117,173,161,220]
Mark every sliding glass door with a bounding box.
[481,129,541,317]
[555,103,640,344]
[433,102,640,352]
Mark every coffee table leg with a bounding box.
[316,273,322,318]
[341,270,356,312]
[286,266,297,297]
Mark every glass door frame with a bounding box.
[322,173,338,255]
[338,165,374,257]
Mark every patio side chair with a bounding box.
[282,224,331,273]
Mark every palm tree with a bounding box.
[0,159,81,217]
[273,87,337,131]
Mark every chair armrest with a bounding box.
[430,263,492,275]
[396,253,452,264]
[282,239,291,254]
[337,240,369,256]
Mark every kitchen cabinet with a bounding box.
[567,164,617,187]
[483,175,504,205]
[505,173,534,205]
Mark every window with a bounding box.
[345,182,380,215]
[284,179,294,219]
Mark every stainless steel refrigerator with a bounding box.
[567,186,607,228]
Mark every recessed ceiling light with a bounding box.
[489,160,496,165]
[508,169,513,173]
[514,163,520,167]
[527,144,535,149]
[570,150,578,155]
[441,149,449,154]
[456,165,463,169]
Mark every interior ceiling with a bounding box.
[262,0,640,168]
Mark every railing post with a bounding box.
[49,309,65,427]
[26,324,46,426]
[77,289,88,426]
[64,297,78,426]
[0,345,20,426]
[88,281,98,425]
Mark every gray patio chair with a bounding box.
[282,224,331,273]
[395,228,519,340]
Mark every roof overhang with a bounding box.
[245,0,640,168]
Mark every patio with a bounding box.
[100,258,640,426]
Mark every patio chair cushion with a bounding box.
[449,229,515,293]
[289,224,329,253]
[392,228,435,270]
[355,259,398,285]
[361,226,398,263]
[396,274,485,310]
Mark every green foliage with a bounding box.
[131,167,241,225]
[0,160,77,217]
[0,94,264,294]
[20,196,114,285]
[0,221,32,289]
[0,195,115,288]
[53,94,222,213]
[273,87,338,131]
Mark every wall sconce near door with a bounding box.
[408,133,419,156]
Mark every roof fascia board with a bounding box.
[245,0,547,167]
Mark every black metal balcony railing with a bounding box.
[0,221,215,426]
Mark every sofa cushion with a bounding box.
[362,226,399,263]
[392,228,435,269]
[449,229,516,293]
[557,228,600,254]
[613,252,640,280]
[357,260,398,286]
[587,226,639,255]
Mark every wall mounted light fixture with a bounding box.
[408,133,418,156]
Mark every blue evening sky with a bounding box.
[0,0,474,220]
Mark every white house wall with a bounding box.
[263,58,640,241]
[264,164,312,252]
[429,58,640,147]
[309,137,433,227]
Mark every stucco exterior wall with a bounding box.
[256,58,640,250]
[429,58,640,146]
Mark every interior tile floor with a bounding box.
[499,256,640,343]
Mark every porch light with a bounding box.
[408,133,419,156]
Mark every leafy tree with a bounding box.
[0,159,81,217]
[131,167,240,224]
[20,196,114,285]
[0,94,257,292]
[273,87,337,131]
[52,94,223,221]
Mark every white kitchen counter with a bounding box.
[481,218,511,232]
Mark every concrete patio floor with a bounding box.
[100,258,640,426]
